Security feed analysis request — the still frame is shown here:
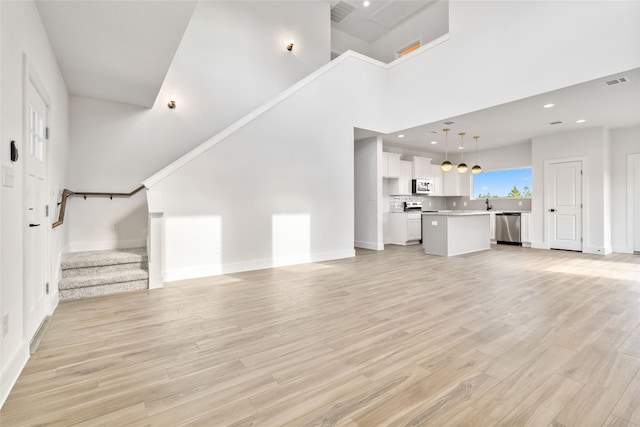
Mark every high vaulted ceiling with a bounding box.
[35,0,197,108]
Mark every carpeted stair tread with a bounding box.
[61,247,147,269]
[60,280,148,301]
[59,269,149,290]
[61,261,148,278]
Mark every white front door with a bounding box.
[549,161,583,251]
[24,78,49,341]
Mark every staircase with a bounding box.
[59,248,149,301]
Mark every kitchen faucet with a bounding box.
[485,198,493,211]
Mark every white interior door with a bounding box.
[634,156,640,253]
[548,161,582,251]
[24,78,48,341]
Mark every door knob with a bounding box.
[548,209,556,212]
[29,223,41,227]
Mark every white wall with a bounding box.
[369,0,449,63]
[355,136,383,250]
[66,1,330,251]
[611,125,640,253]
[531,127,610,254]
[152,55,389,281]
[388,0,640,131]
[1,0,69,406]
[331,27,373,58]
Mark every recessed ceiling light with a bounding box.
[363,1,370,6]
[576,119,586,123]
[430,141,438,145]
[457,146,464,150]
[398,134,405,138]
[544,103,555,108]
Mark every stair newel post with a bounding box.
[146,189,165,289]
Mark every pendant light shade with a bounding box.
[457,132,467,173]
[441,128,452,172]
[471,135,482,174]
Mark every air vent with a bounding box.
[331,1,356,23]
[443,121,455,125]
[549,121,563,125]
[597,77,629,88]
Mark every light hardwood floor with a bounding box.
[2,245,640,426]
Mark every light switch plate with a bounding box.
[2,166,15,188]
[432,221,438,226]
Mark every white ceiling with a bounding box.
[35,0,197,108]
[331,0,433,43]
[364,67,640,155]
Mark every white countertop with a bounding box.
[421,210,490,216]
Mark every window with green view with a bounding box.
[472,167,532,199]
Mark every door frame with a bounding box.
[543,156,586,251]
[22,54,52,341]
[628,153,640,253]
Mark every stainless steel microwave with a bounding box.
[412,179,433,195]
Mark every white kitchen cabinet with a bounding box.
[410,156,432,179]
[388,212,422,245]
[521,212,532,246]
[489,212,496,243]
[382,152,401,178]
[383,213,391,244]
[427,164,443,196]
[443,170,470,197]
[398,160,413,195]
[407,216,422,240]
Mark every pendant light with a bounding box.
[441,128,453,172]
[457,132,468,173]
[472,135,482,174]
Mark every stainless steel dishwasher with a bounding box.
[496,212,522,245]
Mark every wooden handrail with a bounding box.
[52,185,145,228]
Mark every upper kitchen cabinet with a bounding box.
[382,152,401,178]
[443,170,470,196]
[410,156,443,196]
[426,163,443,196]
[410,156,432,179]
[398,160,413,195]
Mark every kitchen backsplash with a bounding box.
[446,196,532,212]
[389,195,447,212]
[389,195,531,212]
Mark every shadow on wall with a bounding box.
[162,213,314,281]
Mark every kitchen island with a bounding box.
[422,211,491,256]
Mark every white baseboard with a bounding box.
[163,249,356,282]
[531,241,548,250]
[1,341,29,409]
[67,238,146,253]
[612,245,634,254]
[583,245,611,255]
[355,240,383,250]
